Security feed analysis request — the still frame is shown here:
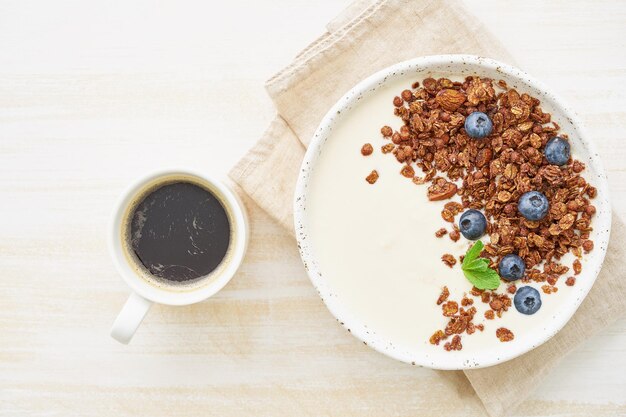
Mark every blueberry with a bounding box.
[459,209,487,240]
[518,191,549,221]
[464,111,493,139]
[514,286,542,315]
[498,254,525,281]
[544,136,570,166]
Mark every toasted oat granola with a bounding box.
[441,253,457,268]
[361,143,373,156]
[381,76,595,276]
[365,170,379,184]
[373,76,597,351]
[436,286,450,305]
[496,327,515,342]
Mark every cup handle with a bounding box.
[110,292,152,344]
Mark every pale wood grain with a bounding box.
[0,1,625,416]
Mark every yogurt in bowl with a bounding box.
[294,55,611,370]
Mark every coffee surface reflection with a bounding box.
[129,182,231,282]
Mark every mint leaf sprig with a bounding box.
[461,240,500,290]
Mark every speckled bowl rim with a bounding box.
[294,55,611,370]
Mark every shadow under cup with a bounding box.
[119,172,242,294]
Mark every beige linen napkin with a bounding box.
[229,1,626,415]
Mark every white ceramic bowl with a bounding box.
[294,55,611,369]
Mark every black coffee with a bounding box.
[129,181,231,282]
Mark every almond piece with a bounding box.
[435,89,466,112]
[427,178,458,201]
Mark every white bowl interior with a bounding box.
[294,55,611,369]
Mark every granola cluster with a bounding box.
[364,75,597,351]
[378,76,595,276]
[430,285,485,351]
[496,327,515,342]
[472,286,513,319]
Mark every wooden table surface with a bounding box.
[1,1,625,416]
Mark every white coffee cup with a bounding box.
[109,169,248,344]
